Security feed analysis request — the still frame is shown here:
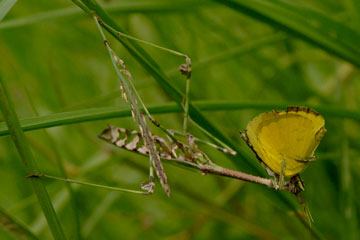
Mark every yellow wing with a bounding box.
[245,106,326,177]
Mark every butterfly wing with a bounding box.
[245,107,326,177]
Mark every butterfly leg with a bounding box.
[279,155,287,190]
[264,156,286,190]
[295,156,317,163]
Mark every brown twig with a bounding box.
[197,163,302,195]
[200,164,273,187]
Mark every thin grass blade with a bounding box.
[214,0,360,66]
[0,206,39,240]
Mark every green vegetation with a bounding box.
[0,0,359,239]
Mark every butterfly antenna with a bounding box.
[239,131,250,144]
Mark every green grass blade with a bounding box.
[81,192,120,238]
[214,0,360,66]
[0,0,17,22]
[0,101,358,136]
[0,78,67,240]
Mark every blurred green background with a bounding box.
[0,0,359,239]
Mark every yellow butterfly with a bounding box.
[241,106,326,223]
[242,106,326,180]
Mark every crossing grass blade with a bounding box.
[0,101,359,136]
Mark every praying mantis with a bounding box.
[27,9,315,226]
